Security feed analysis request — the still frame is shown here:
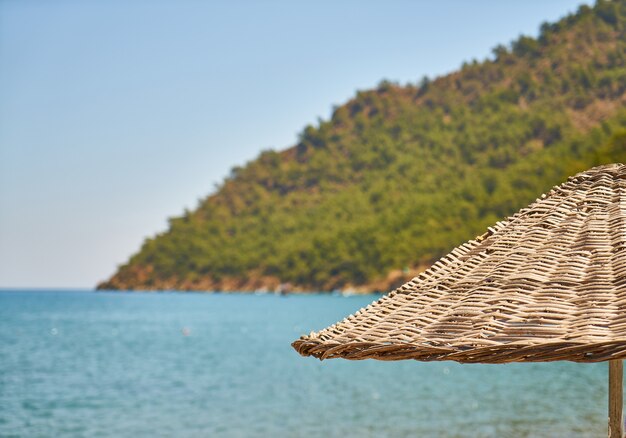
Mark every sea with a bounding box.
[0,290,617,437]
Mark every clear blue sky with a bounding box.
[0,0,588,288]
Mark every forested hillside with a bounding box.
[99,0,626,292]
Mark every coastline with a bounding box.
[96,264,429,295]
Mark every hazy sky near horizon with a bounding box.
[1,0,589,288]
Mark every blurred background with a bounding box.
[0,0,600,289]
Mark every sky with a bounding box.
[0,0,589,289]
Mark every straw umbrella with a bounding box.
[293,163,626,437]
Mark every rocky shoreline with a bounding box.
[96,264,429,295]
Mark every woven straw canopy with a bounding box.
[293,164,626,364]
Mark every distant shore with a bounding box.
[96,264,428,295]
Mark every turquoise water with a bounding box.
[0,290,617,437]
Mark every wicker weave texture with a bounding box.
[293,164,626,363]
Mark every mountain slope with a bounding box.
[99,0,626,292]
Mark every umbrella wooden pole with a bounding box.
[609,360,623,438]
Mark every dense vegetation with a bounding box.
[99,0,626,292]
